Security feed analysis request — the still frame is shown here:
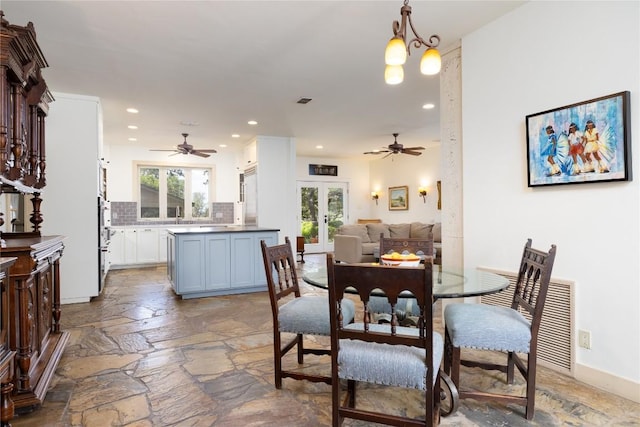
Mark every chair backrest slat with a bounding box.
[511,238,557,330]
[261,237,301,311]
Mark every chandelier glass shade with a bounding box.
[384,0,441,84]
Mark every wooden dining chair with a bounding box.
[260,237,355,389]
[326,253,442,426]
[379,234,435,262]
[369,234,435,324]
[443,239,557,420]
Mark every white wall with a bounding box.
[369,145,441,224]
[296,155,372,224]
[105,143,241,204]
[462,1,639,399]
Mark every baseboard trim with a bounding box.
[574,363,640,403]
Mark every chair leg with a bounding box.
[525,353,537,420]
[507,351,515,384]
[347,379,356,408]
[296,333,304,364]
[274,332,283,389]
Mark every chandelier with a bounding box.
[384,0,442,85]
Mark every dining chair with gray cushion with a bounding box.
[443,238,557,420]
[260,237,355,389]
[326,253,442,426]
[369,234,435,325]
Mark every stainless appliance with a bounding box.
[243,165,257,225]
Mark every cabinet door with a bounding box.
[176,235,206,294]
[109,228,126,266]
[254,232,278,286]
[230,234,255,288]
[158,229,168,263]
[124,230,137,264]
[205,235,230,290]
[137,228,159,263]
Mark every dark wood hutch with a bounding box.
[0,11,69,424]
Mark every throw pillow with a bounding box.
[366,223,390,243]
[410,222,433,239]
[389,223,411,238]
[338,224,370,243]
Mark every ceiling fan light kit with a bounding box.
[384,0,441,85]
[150,133,217,158]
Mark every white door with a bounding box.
[297,181,348,253]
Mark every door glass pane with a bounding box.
[167,168,185,218]
[326,186,345,244]
[300,186,318,243]
[191,169,210,218]
[139,167,159,218]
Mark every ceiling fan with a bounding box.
[150,133,217,158]
[364,133,425,159]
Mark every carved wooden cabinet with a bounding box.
[0,12,52,192]
[0,257,16,425]
[1,235,68,412]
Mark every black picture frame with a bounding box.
[526,91,631,187]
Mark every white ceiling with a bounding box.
[2,1,523,158]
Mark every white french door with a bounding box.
[297,181,348,253]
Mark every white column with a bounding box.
[439,44,463,269]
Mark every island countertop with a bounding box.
[167,225,280,235]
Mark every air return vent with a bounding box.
[478,267,575,376]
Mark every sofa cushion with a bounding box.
[410,222,434,239]
[389,223,411,238]
[338,224,370,243]
[432,222,441,242]
[366,223,391,243]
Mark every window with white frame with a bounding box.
[138,164,212,220]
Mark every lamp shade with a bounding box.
[385,37,407,66]
[420,48,441,75]
[384,64,404,85]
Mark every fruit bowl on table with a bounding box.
[380,252,421,267]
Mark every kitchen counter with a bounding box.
[167,226,279,299]
[167,225,279,235]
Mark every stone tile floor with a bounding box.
[9,254,640,426]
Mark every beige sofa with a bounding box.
[333,222,441,264]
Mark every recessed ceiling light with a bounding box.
[248,120,258,125]
[127,125,138,130]
[180,120,199,126]
[231,134,240,138]
[219,144,227,148]
[316,145,323,149]
[422,103,435,110]
[128,137,137,142]
[126,108,139,114]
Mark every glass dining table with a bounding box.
[302,264,510,300]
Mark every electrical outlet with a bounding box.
[578,330,591,349]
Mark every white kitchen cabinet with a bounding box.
[124,229,138,264]
[158,229,169,262]
[136,228,159,263]
[109,228,126,266]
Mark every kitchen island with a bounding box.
[167,226,279,299]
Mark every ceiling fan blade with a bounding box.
[382,152,394,159]
[364,149,391,155]
[193,148,217,153]
[402,150,423,156]
[191,151,210,158]
[402,146,425,151]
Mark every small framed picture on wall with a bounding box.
[388,186,408,210]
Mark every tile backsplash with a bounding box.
[110,201,234,226]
